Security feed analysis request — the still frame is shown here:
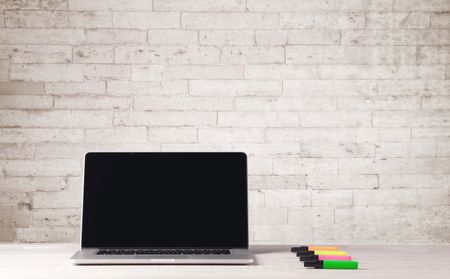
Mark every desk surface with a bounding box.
[1,244,449,279]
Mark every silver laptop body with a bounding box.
[71,152,254,265]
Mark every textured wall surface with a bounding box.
[0,0,450,243]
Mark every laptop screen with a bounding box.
[81,152,248,248]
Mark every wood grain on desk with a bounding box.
[1,244,449,279]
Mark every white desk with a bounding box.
[1,244,449,279]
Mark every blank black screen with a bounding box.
[81,152,248,248]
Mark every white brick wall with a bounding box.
[0,0,449,243]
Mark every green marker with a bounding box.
[304,260,358,269]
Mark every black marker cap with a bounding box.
[304,260,324,269]
[300,255,319,262]
[290,246,308,252]
[296,250,315,257]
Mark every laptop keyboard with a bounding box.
[96,249,231,255]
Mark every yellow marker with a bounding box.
[314,250,348,256]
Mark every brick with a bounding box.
[11,64,83,82]
[236,96,336,111]
[279,13,314,29]
[131,65,163,82]
[288,30,340,45]
[379,174,450,189]
[0,0,39,10]
[319,65,445,80]
[84,29,146,44]
[0,128,84,143]
[221,46,284,64]
[198,128,265,143]
[0,176,66,193]
[341,29,450,45]
[190,80,281,96]
[148,30,197,44]
[84,64,131,80]
[134,96,234,111]
[413,128,450,140]
[0,193,30,207]
[163,65,242,80]
[247,0,393,12]
[107,80,187,95]
[3,159,81,177]
[0,60,8,81]
[288,207,334,226]
[249,206,287,225]
[0,110,112,128]
[200,30,255,45]
[375,141,436,158]
[431,12,450,28]
[438,141,450,156]
[339,158,418,174]
[373,111,450,127]
[218,111,299,127]
[0,82,44,95]
[182,13,278,29]
[0,29,85,44]
[338,96,420,110]
[377,80,450,96]
[114,111,216,127]
[255,30,287,45]
[113,12,179,29]
[31,177,81,208]
[418,158,450,174]
[286,46,416,65]
[266,127,355,143]
[148,127,197,143]
[301,142,375,158]
[86,127,147,143]
[54,95,131,110]
[273,158,338,175]
[0,144,35,159]
[0,45,72,64]
[0,13,3,28]
[68,0,152,11]
[16,227,79,243]
[248,156,273,175]
[73,45,113,64]
[0,206,31,227]
[40,0,68,10]
[394,0,450,11]
[114,45,219,65]
[5,11,112,28]
[161,143,232,152]
[252,224,312,243]
[154,0,245,11]
[300,111,371,127]
[265,190,311,206]
[314,12,365,29]
[312,190,353,206]
[245,65,318,80]
[45,81,105,95]
[249,175,308,189]
[248,190,265,206]
[0,95,53,109]
[231,143,300,157]
[418,188,449,205]
[422,96,450,110]
[33,208,80,227]
[366,12,430,29]
[418,46,450,64]
[308,174,378,190]
[283,80,378,96]
[354,128,412,142]
[354,189,417,206]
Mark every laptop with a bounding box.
[71,152,254,264]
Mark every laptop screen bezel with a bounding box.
[80,152,249,249]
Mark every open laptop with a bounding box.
[71,152,254,264]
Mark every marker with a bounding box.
[300,255,352,262]
[297,250,348,257]
[304,260,358,269]
[291,246,339,253]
